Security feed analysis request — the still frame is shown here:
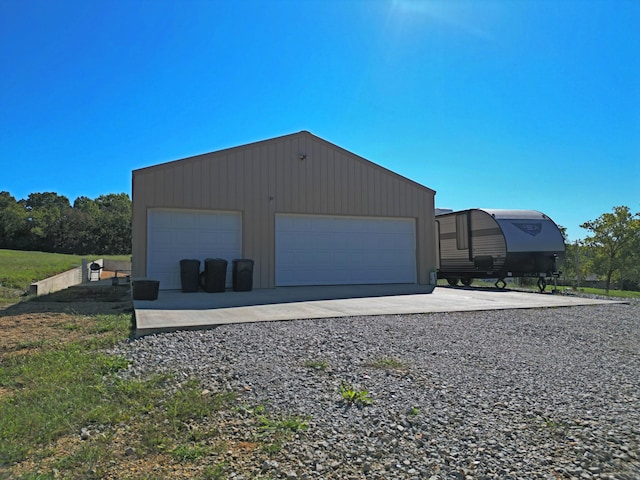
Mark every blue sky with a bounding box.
[1,0,638,241]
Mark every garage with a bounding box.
[146,209,241,290]
[276,214,416,286]
[132,131,437,289]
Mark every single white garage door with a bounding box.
[147,209,241,290]
[276,214,416,286]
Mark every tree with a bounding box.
[0,191,132,255]
[580,206,640,292]
[24,192,72,252]
[93,193,132,255]
[0,191,28,250]
[561,240,590,288]
[64,196,101,254]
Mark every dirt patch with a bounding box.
[0,285,133,356]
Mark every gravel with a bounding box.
[116,301,640,479]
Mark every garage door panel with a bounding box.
[197,231,238,250]
[170,214,197,229]
[276,214,416,286]
[387,233,414,250]
[147,209,241,290]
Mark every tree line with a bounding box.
[0,191,131,255]
[560,205,640,292]
[1,192,638,292]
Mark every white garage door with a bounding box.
[276,214,416,286]
[147,209,241,290]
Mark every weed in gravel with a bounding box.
[541,416,567,434]
[140,425,172,453]
[339,381,373,407]
[171,444,208,462]
[303,358,329,370]
[249,407,309,454]
[52,441,106,472]
[166,380,236,427]
[201,463,227,480]
[366,356,409,372]
[262,440,283,454]
[258,414,308,434]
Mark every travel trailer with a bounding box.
[435,209,565,291]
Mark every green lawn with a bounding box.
[437,278,640,299]
[0,312,303,479]
[570,286,640,299]
[0,249,130,303]
[0,250,87,290]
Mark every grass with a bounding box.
[437,277,640,299]
[0,250,85,291]
[230,404,308,454]
[257,413,308,435]
[0,249,130,303]
[0,308,312,478]
[0,320,241,476]
[0,314,135,464]
[303,359,329,370]
[568,286,640,299]
[201,463,228,480]
[366,356,409,372]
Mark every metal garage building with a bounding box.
[131,131,437,290]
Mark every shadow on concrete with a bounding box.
[133,284,436,311]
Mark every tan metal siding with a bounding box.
[132,131,436,287]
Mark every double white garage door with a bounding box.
[147,209,416,289]
[275,214,416,286]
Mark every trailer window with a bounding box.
[456,213,469,250]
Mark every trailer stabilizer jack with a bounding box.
[537,277,547,293]
[495,278,507,289]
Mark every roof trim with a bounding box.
[302,131,435,195]
[132,130,435,195]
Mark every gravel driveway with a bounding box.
[119,302,639,479]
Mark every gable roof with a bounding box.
[133,130,435,195]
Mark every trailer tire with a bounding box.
[446,278,460,287]
[461,277,473,287]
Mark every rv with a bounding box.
[435,209,565,291]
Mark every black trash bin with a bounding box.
[200,258,228,293]
[132,279,160,301]
[179,259,201,292]
[232,259,254,292]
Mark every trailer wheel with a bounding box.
[537,277,547,292]
[446,278,459,287]
[461,277,473,287]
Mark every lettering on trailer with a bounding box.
[512,222,542,236]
